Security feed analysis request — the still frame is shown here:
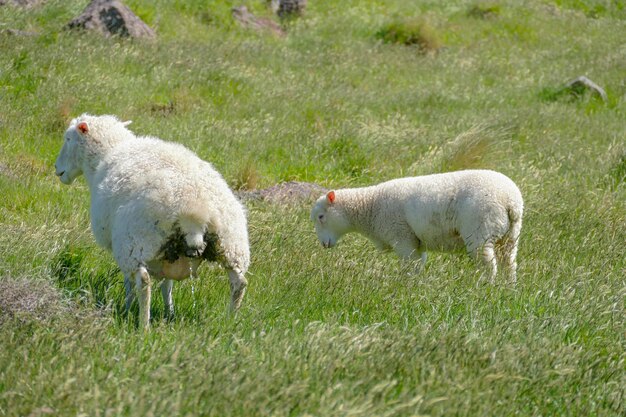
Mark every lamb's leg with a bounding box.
[124,274,136,312]
[463,225,498,283]
[135,266,152,330]
[497,237,518,284]
[473,242,497,283]
[416,251,427,273]
[160,279,174,320]
[227,268,247,311]
[394,242,426,274]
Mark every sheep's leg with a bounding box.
[160,279,174,320]
[227,268,247,311]
[135,266,152,330]
[124,274,136,312]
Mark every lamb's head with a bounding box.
[311,191,350,248]
[55,114,133,184]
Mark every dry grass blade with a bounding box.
[0,277,68,324]
[413,125,513,174]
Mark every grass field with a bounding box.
[1,0,625,415]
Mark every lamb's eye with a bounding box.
[318,214,325,222]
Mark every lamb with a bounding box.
[54,114,250,329]
[310,170,523,282]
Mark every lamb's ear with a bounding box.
[122,120,132,127]
[76,122,89,135]
[327,191,336,204]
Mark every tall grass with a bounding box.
[1,0,625,415]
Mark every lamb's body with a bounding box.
[311,170,523,281]
[55,114,249,329]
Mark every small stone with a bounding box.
[564,76,608,102]
[0,28,38,36]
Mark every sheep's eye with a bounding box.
[318,214,325,222]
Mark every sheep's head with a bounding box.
[54,114,133,185]
[54,118,89,184]
[310,190,350,248]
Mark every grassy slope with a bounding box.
[1,0,625,415]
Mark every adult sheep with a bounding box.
[54,114,250,329]
[310,170,523,282]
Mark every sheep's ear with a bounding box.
[122,120,132,127]
[327,191,336,204]
[76,122,89,135]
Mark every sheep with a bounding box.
[310,170,523,282]
[54,114,250,329]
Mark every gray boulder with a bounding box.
[232,5,285,36]
[270,0,307,19]
[67,0,155,39]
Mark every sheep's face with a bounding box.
[311,191,349,248]
[55,120,87,184]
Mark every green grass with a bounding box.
[1,0,625,415]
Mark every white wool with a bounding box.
[311,170,523,282]
[55,114,250,329]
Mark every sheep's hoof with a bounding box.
[185,248,203,257]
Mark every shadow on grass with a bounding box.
[605,153,626,191]
[50,244,208,328]
[50,244,139,325]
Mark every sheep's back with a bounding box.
[92,137,242,234]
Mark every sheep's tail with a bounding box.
[178,199,215,250]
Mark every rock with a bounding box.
[0,0,43,7]
[232,5,285,36]
[564,76,608,102]
[0,162,17,179]
[237,181,328,205]
[66,0,155,39]
[0,28,38,36]
[270,0,307,19]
